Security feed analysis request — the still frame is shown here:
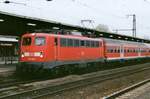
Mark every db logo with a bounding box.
[81,51,84,56]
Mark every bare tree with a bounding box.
[95,24,110,32]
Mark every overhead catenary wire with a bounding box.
[71,0,126,19]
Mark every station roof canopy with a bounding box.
[0,11,150,43]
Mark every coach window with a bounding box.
[108,49,110,53]
[22,37,32,46]
[134,49,136,53]
[141,50,143,53]
[60,38,67,47]
[130,49,132,53]
[142,49,144,52]
[132,49,134,52]
[118,49,120,53]
[110,49,113,53]
[35,37,45,46]
[133,49,135,53]
[136,49,138,53]
[114,49,116,53]
[133,49,134,53]
[127,49,129,53]
[124,49,126,53]
[107,48,110,53]
[107,49,109,53]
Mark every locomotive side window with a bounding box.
[22,37,31,46]
[91,41,95,47]
[60,38,67,47]
[68,39,73,47]
[35,37,45,46]
[95,41,99,47]
[86,40,90,47]
[81,40,85,46]
[74,39,80,47]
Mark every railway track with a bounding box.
[104,79,150,99]
[0,63,150,99]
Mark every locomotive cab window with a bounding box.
[35,37,45,46]
[22,37,32,46]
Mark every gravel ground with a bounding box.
[116,82,150,99]
[37,63,150,99]
[1,63,150,99]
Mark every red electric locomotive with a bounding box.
[20,32,105,69]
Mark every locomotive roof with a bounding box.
[23,33,103,41]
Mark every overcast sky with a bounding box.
[0,0,150,39]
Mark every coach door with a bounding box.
[120,45,124,58]
[54,37,58,61]
[138,48,141,57]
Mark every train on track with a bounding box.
[17,31,150,74]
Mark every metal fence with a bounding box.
[0,42,18,64]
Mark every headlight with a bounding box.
[21,52,30,57]
[34,52,43,58]
[40,52,43,58]
[24,52,29,56]
[21,52,24,57]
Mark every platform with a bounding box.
[117,82,150,99]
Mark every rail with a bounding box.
[0,63,150,99]
[103,79,150,99]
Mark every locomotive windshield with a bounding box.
[35,37,45,46]
[22,37,32,46]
